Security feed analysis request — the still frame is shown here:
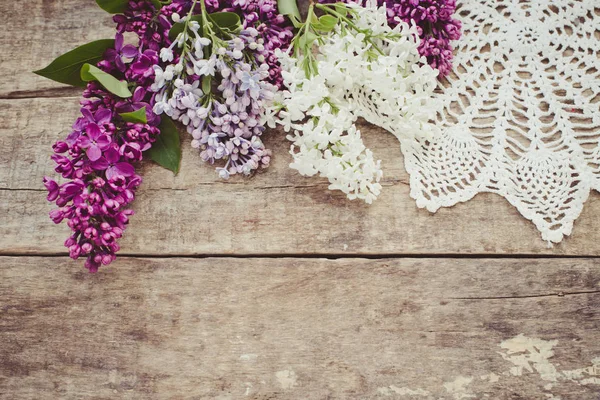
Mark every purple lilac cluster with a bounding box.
[43,106,159,272]
[322,0,461,76]
[44,1,172,272]
[386,0,461,76]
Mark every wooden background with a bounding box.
[1,1,599,399]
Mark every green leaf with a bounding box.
[277,0,301,21]
[119,107,147,124]
[309,10,320,24]
[169,15,203,41]
[289,14,303,29]
[150,0,163,9]
[80,63,132,98]
[208,12,241,31]
[333,3,349,16]
[95,0,128,13]
[299,31,319,49]
[33,39,115,87]
[147,117,182,174]
[318,15,338,31]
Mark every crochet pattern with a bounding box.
[399,0,600,243]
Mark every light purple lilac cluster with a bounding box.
[152,27,275,177]
[201,58,274,178]
[322,0,462,76]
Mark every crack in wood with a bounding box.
[0,179,408,192]
[0,87,81,99]
[450,289,600,300]
[0,188,46,192]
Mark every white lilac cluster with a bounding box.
[265,62,384,203]
[265,1,440,203]
[152,19,277,178]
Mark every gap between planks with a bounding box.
[2,252,599,259]
[0,87,81,99]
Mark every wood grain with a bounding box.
[0,0,113,97]
[2,98,600,256]
[1,256,599,399]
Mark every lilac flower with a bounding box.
[59,181,85,204]
[73,107,113,134]
[204,0,293,87]
[114,1,166,50]
[91,148,136,180]
[44,0,288,272]
[105,33,139,72]
[130,49,159,77]
[43,177,59,201]
[52,141,69,153]
[240,71,262,99]
[44,114,157,272]
[50,154,75,178]
[153,26,274,177]
[77,123,111,161]
[120,142,144,161]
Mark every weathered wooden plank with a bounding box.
[1,256,599,399]
[4,183,600,257]
[0,0,113,97]
[2,97,600,256]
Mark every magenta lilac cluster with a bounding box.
[385,0,461,76]
[322,0,461,76]
[44,1,171,272]
[43,106,159,272]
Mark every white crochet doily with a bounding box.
[399,0,600,243]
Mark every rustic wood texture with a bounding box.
[1,257,600,399]
[1,1,600,399]
[0,0,113,97]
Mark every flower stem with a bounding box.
[179,0,199,62]
[199,0,210,37]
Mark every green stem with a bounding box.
[290,3,320,76]
[179,0,199,62]
[304,4,315,36]
[199,0,210,37]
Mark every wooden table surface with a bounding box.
[1,1,599,399]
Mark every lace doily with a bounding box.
[398,0,600,243]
